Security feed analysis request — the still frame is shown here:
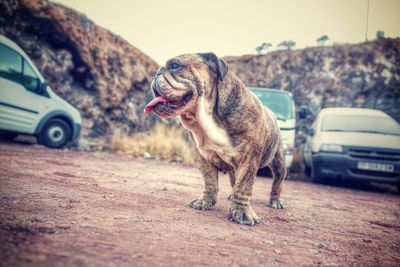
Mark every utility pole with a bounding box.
[365,0,370,41]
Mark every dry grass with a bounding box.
[110,123,195,165]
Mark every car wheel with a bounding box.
[38,118,71,148]
[0,132,18,140]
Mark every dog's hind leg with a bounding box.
[267,143,287,209]
[189,151,219,211]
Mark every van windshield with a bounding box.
[250,88,294,120]
[322,114,400,136]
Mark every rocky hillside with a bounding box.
[0,0,159,148]
[224,39,400,146]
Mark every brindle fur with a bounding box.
[150,53,287,226]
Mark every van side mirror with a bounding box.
[307,127,315,136]
[298,105,309,119]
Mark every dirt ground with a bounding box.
[0,142,399,267]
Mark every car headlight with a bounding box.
[320,144,343,153]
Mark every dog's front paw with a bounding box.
[267,199,284,209]
[189,195,216,211]
[229,203,260,226]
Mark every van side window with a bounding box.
[0,44,22,84]
[22,61,40,93]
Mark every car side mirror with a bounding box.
[307,127,315,136]
[298,105,309,119]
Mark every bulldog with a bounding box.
[144,53,287,226]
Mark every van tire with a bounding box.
[38,118,71,148]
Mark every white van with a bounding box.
[303,108,400,185]
[0,34,81,148]
[250,87,305,168]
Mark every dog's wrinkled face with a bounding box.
[144,53,228,118]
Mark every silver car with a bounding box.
[303,108,400,189]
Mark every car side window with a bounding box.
[22,60,40,93]
[0,44,23,84]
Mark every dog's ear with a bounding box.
[198,52,229,81]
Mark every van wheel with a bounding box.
[38,118,71,148]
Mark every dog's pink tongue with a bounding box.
[144,96,168,114]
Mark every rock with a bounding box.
[313,242,327,250]
[208,243,217,248]
[263,239,275,245]
[144,152,155,159]
[274,249,282,254]
[363,238,372,243]
[83,214,92,220]
[131,254,142,259]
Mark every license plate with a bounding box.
[357,162,394,173]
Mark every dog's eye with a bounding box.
[168,63,183,72]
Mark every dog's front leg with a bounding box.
[189,152,219,211]
[229,163,260,226]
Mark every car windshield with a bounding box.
[250,88,293,120]
[322,114,400,136]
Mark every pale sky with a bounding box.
[54,0,400,64]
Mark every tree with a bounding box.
[277,40,296,50]
[316,35,329,46]
[255,42,272,55]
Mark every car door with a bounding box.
[0,43,45,134]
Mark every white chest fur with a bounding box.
[181,98,236,163]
